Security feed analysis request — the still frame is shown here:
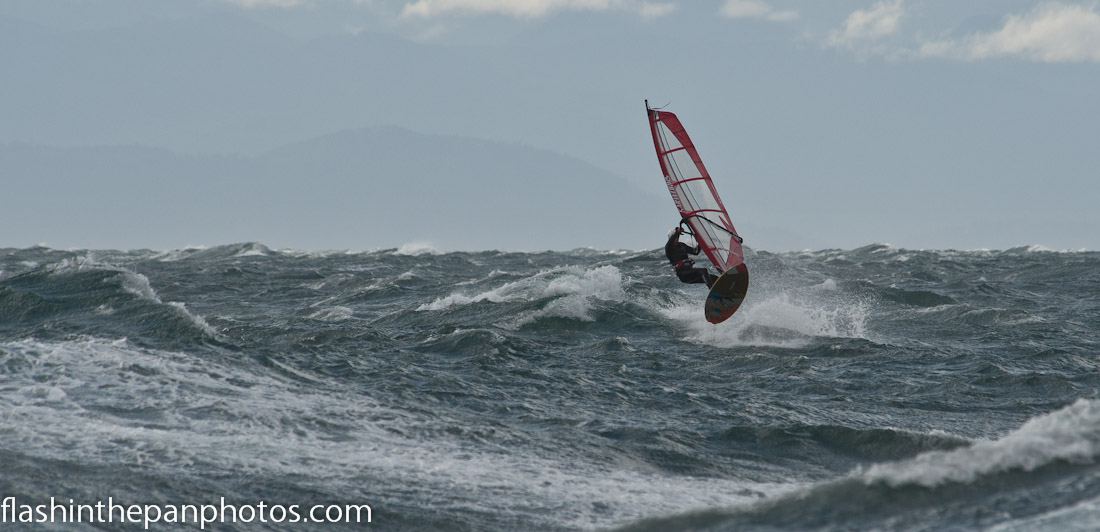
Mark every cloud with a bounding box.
[827,0,904,47]
[400,0,671,19]
[720,0,797,22]
[223,0,308,8]
[639,2,676,19]
[919,2,1100,63]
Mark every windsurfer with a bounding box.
[665,226,717,288]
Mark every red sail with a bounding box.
[647,106,745,272]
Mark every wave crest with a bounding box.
[861,399,1100,487]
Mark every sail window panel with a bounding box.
[663,149,703,184]
[674,176,721,216]
[655,121,684,154]
[697,221,731,264]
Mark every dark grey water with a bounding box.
[1,243,1098,531]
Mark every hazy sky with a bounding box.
[3,0,1099,250]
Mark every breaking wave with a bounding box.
[622,400,1100,531]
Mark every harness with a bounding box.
[672,258,694,271]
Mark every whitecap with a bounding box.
[233,243,271,257]
[394,242,442,256]
[859,399,1100,487]
[664,291,870,348]
[418,265,625,314]
[307,306,355,322]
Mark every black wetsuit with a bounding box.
[665,233,716,288]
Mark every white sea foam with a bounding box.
[664,289,869,348]
[394,242,442,256]
[305,272,358,291]
[233,243,271,257]
[455,269,515,286]
[116,271,217,335]
[43,255,218,337]
[150,245,208,262]
[418,290,499,310]
[45,253,103,274]
[988,494,1100,532]
[1001,244,1091,254]
[0,337,795,530]
[276,248,373,258]
[118,270,161,302]
[419,265,618,310]
[859,399,1100,487]
[510,292,604,327]
[307,306,354,322]
[166,302,218,335]
[646,401,1100,527]
[418,265,626,326]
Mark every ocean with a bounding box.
[1,242,1097,531]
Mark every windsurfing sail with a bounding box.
[646,102,745,273]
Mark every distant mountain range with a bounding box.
[1,127,667,250]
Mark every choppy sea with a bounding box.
[1,242,1098,531]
